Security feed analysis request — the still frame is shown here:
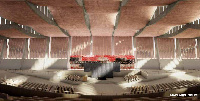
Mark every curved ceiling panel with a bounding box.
[29,0,90,36]
[138,0,200,37]
[171,28,200,38]
[84,0,120,36]
[115,6,156,36]
[0,1,66,37]
[1,0,200,38]
[48,6,90,36]
[0,29,32,38]
[126,0,177,6]
[114,29,137,36]
[28,0,77,6]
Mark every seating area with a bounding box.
[120,64,134,69]
[1,80,75,94]
[0,91,198,101]
[71,64,84,69]
[0,71,199,101]
[124,75,139,83]
[129,80,200,95]
[69,55,135,70]
[113,96,198,101]
[0,92,92,101]
[65,74,81,82]
[70,55,135,63]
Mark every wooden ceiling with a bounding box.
[138,0,200,37]
[0,0,200,38]
[0,28,32,38]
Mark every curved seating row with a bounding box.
[0,92,91,101]
[65,74,81,82]
[124,75,139,82]
[113,96,198,101]
[1,80,75,94]
[129,80,200,95]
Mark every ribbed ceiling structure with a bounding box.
[0,0,200,38]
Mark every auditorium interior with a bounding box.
[0,0,200,101]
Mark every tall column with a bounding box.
[111,36,115,55]
[0,39,7,63]
[90,36,93,56]
[197,38,200,58]
[42,37,50,70]
[49,37,51,58]
[45,37,50,58]
[176,38,181,59]
[67,36,72,69]
[20,38,28,69]
[195,39,198,59]
[132,37,137,68]
[154,37,161,69]
[173,38,178,70]
[175,38,183,69]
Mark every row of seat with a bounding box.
[1,80,75,94]
[129,80,200,95]
[0,92,91,101]
[65,74,81,82]
[71,64,84,69]
[70,64,135,69]
[124,75,139,83]
[113,96,198,101]
[120,64,134,69]
[0,91,198,101]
